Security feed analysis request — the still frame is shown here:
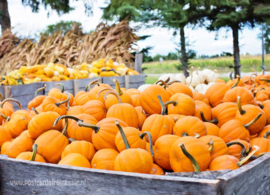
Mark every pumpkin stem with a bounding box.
[164,101,178,107]
[231,75,240,88]
[55,83,65,93]
[85,79,100,92]
[31,107,39,115]
[244,113,262,129]
[0,112,8,120]
[194,133,200,138]
[157,95,167,115]
[154,77,170,85]
[104,90,122,104]
[257,103,264,109]
[238,146,260,167]
[182,132,188,137]
[200,112,218,124]
[155,80,170,89]
[30,144,37,161]
[77,121,100,133]
[35,84,47,97]
[140,132,154,156]
[263,131,270,138]
[55,93,70,107]
[61,118,69,136]
[208,138,214,153]
[179,143,201,172]
[113,79,123,96]
[115,120,130,149]
[0,98,22,108]
[237,96,246,115]
[226,141,250,158]
[53,115,82,127]
[259,79,270,83]
[97,88,112,98]
[0,93,3,101]
[69,138,76,142]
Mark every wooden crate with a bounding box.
[0,153,270,195]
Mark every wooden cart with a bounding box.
[1,153,270,195]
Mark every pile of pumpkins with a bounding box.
[1,70,270,175]
[3,59,139,85]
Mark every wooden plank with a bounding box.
[218,152,270,195]
[43,80,74,96]
[73,78,98,95]
[166,170,231,180]
[102,76,125,88]
[128,74,146,89]
[135,53,143,73]
[124,76,130,89]
[0,155,221,195]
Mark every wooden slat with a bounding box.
[0,155,220,195]
[134,53,143,73]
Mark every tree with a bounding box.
[206,0,270,77]
[40,20,82,36]
[0,0,93,33]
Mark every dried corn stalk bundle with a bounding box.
[0,20,139,75]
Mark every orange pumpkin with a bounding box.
[167,93,195,116]
[194,101,211,121]
[150,164,165,175]
[48,83,73,106]
[205,83,230,107]
[1,141,11,155]
[28,84,47,110]
[126,88,141,96]
[135,106,146,129]
[204,122,220,136]
[58,153,91,168]
[0,126,11,147]
[91,149,119,170]
[258,125,270,138]
[42,94,69,115]
[66,106,83,116]
[159,80,193,98]
[81,100,106,121]
[130,94,141,107]
[223,87,255,105]
[227,140,251,159]
[250,138,270,155]
[0,98,21,122]
[193,92,209,105]
[259,100,270,125]
[16,144,46,163]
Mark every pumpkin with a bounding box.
[78,117,128,150]
[209,147,259,171]
[135,106,146,129]
[66,106,83,116]
[223,87,255,105]
[150,164,165,175]
[0,93,14,114]
[55,115,97,142]
[227,75,245,88]
[114,121,153,173]
[61,140,96,162]
[0,126,11,147]
[167,93,195,116]
[91,149,119,170]
[258,100,270,124]
[141,95,175,144]
[154,135,179,170]
[74,91,97,106]
[227,140,251,159]
[34,123,69,163]
[158,80,193,98]
[28,111,62,139]
[89,78,112,98]
[126,88,141,96]
[219,113,262,143]
[42,93,70,115]
[105,90,139,128]
[58,153,91,168]
[28,84,47,110]
[81,100,106,121]
[1,141,11,155]
[16,144,46,162]
[0,98,21,122]
[199,135,229,161]
[170,136,211,172]
[139,85,170,115]
[48,83,73,106]
[194,101,211,121]
[193,92,209,105]
[258,125,270,138]
[235,96,266,135]
[204,122,220,136]
[7,131,34,158]
[211,102,238,127]
[205,83,230,107]
[130,94,141,107]
[115,122,153,153]
[250,138,270,156]
[173,116,207,137]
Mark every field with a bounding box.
[142,54,270,74]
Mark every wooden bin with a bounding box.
[0,153,270,195]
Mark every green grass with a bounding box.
[145,76,159,84]
[142,54,270,74]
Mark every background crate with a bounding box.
[73,78,100,95]
[42,80,74,96]
[102,76,125,88]
[127,75,146,89]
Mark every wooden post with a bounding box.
[125,76,130,89]
[135,53,143,73]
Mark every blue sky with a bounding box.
[6,0,262,56]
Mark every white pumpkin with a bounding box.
[138,84,151,92]
[189,85,195,92]
[158,74,176,82]
[195,84,208,93]
[202,69,219,82]
[175,73,186,84]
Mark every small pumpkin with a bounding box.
[42,93,70,115]
[227,140,251,159]
[0,126,11,147]
[167,93,195,116]
[0,98,21,122]
[28,84,47,110]
[150,164,165,175]
[223,87,256,105]
[204,122,220,136]
[193,92,209,105]
[135,106,146,129]
[194,101,211,121]
[16,144,46,163]
[58,153,91,168]
[81,100,106,121]
[205,83,230,107]
[91,149,119,170]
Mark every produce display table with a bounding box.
[1,75,146,109]
[0,153,270,195]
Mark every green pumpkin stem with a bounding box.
[257,103,264,109]
[35,84,47,97]
[0,93,3,101]
[140,132,154,156]
[182,132,188,137]
[31,107,39,115]
[179,143,201,172]
[61,118,69,135]
[231,75,240,89]
[0,112,8,120]
[226,141,250,157]
[237,146,260,167]
[155,80,170,89]
[200,112,218,124]
[30,144,38,161]
[104,90,122,103]
[237,96,246,115]
[157,95,168,115]
[97,88,112,98]
[263,131,270,138]
[115,120,130,149]
[69,138,76,142]
[207,139,214,153]
[55,83,65,93]
[53,115,82,127]
[55,93,70,107]
[243,113,262,129]
[77,121,100,133]
[259,79,270,83]
[85,79,100,92]
[113,78,123,96]
[0,98,22,109]
[164,101,177,107]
